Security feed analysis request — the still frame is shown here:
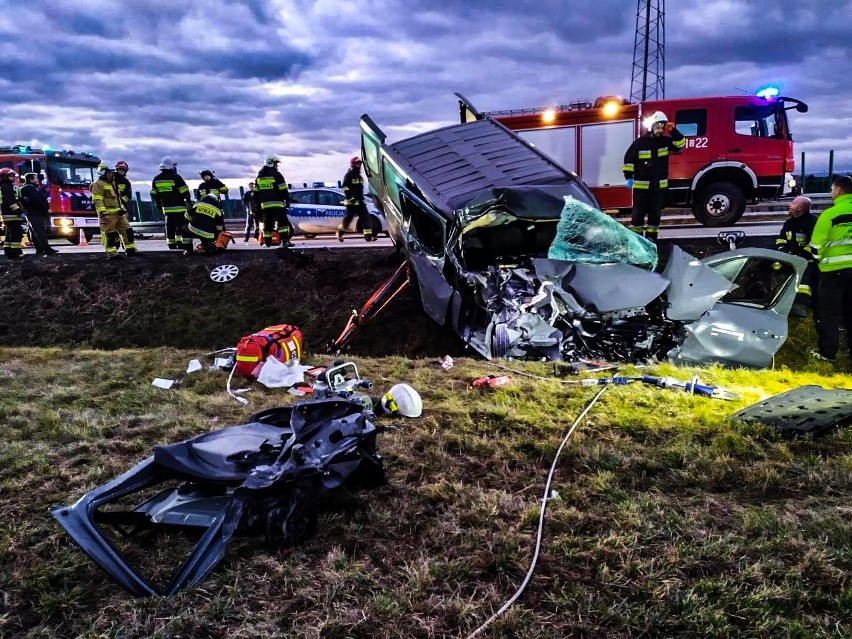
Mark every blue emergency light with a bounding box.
[755,85,780,99]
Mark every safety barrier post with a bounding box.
[827,150,834,187]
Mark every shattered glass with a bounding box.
[547,196,658,271]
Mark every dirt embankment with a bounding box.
[0,247,462,357]
[0,237,756,356]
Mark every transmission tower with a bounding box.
[630,0,665,102]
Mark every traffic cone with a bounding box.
[78,229,89,246]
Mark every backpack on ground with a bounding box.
[235,324,303,377]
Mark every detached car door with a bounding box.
[672,248,806,368]
[398,186,457,326]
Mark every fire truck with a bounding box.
[457,92,808,226]
[0,145,102,243]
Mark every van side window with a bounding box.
[674,109,707,137]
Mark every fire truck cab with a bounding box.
[460,93,808,227]
[0,145,102,243]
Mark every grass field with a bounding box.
[1,336,850,638]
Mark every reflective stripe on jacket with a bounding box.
[0,181,24,222]
[809,193,852,272]
[90,177,123,215]
[623,128,685,189]
[150,169,191,214]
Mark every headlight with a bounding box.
[787,177,797,188]
[53,218,75,229]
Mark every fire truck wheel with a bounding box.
[693,182,746,227]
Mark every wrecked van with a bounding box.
[357,114,805,367]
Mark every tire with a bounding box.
[491,322,510,358]
[692,182,746,227]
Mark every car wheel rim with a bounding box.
[210,264,239,282]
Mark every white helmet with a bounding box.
[96,162,111,176]
[264,155,280,167]
[644,111,668,131]
[159,156,176,170]
[380,383,423,418]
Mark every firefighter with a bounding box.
[0,168,25,259]
[113,160,133,211]
[150,157,192,251]
[809,175,852,363]
[242,182,259,241]
[183,193,226,255]
[775,195,818,317]
[91,163,139,258]
[337,156,374,242]
[19,172,58,256]
[622,111,685,242]
[198,169,229,200]
[255,155,293,247]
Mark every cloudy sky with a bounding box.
[0,0,848,192]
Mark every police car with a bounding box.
[288,186,387,238]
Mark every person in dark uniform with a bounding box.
[150,157,192,251]
[255,155,293,247]
[113,160,133,211]
[337,156,374,242]
[242,182,260,242]
[0,168,25,259]
[775,195,818,317]
[622,111,685,243]
[183,193,226,255]
[197,169,229,199]
[19,172,58,256]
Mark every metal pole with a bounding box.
[134,191,145,222]
[827,150,834,189]
[642,1,651,100]
[800,152,806,193]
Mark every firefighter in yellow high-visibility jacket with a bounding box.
[91,163,139,259]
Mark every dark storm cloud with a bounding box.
[0,0,847,184]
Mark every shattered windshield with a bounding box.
[47,160,97,187]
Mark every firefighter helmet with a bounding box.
[23,172,39,182]
[200,193,220,206]
[644,111,668,130]
[264,155,280,167]
[350,156,362,167]
[96,162,112,176]
[115,160,129,171]
[0,167,16,180]
[199,169,214,178]
[380,383,423,418]
[159,156,176,170]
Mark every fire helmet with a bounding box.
[644,111,668,130]
[200,193,220,206]
[199,169,214,178]
[380,383,423,418]
[350,156,362,167]
[0,167,17,180]
[264,155,280,167]
[23,172,39,182]
[96,162,112,176]
[115,160,129,171]
[159,156,176,170]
